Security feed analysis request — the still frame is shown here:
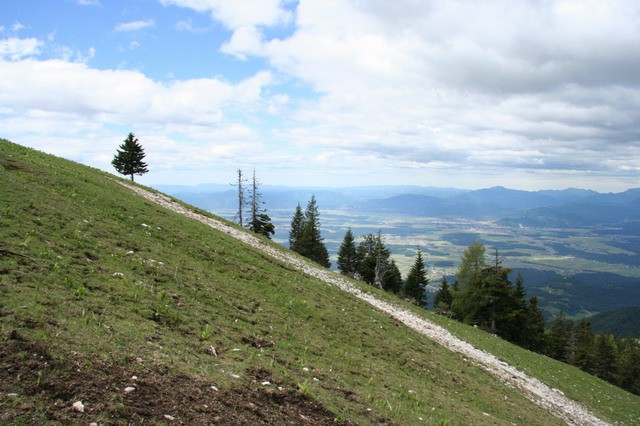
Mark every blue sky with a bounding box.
[1,0,639,191]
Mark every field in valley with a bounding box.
[250,209,640,321]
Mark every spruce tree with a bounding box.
[289,203,304,252]
[382,259,403,294]
[546,311,572,360]
[296,196,330,267]
[356,233,379,284]
[572,319,595,370]
[337,228,360,277]
[592,334,618,382]
[523,296,546,352]
[404,249,428,307]
[355,232,392,288]
[451,249,517,337]
[112,132,148,181]
[433,276,453,311]
[512,273,529,341]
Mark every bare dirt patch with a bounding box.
[1,335,341,425]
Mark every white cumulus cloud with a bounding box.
[160,0,291,29]
[0,37,42,60]
[114,19,155,32]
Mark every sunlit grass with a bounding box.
[1,139,638,424]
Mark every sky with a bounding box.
[1,0,639,192]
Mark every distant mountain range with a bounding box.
[157,184,640,228]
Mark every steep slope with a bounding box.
[1,140,638,424]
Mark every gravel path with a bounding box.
[122,182,608,426]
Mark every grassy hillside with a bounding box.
[1,139,638,424]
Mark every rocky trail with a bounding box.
[122,182,608,426]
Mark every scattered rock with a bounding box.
[72,401,85,412]
[141,223,150,228]
[112,272,124,278]
[210,386,219,392]
[126,250,135,255]
[164,414,175,421]
[261,381,271,386]
[124,386,136,394]
[131,375,138,381]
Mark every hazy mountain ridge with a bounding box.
[159,184,640,226]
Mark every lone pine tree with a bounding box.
[112,133,148,182]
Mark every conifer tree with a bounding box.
[112,132,148,181]
[294,196,330,267]
[355,232,391,288]
[523,296,546,352]
[617,338,640,394]
[246,169,274,238]
[372,231,391,288]
[382,259,403,294]
[546,311,572,361]
[508,272,529,345]
[573,319,595,370]
[337,228,360,277]
[234,169,247,227]
[356,233,380,285]
[474,254,514,334]
[456,241,486,289]
[451,248,518,337]
[592,334,618,382]
[404,248,428,307]
[433,276,453,311]
[289,203,304,252]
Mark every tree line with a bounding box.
[332,222,640,395]
[429,241,639,396]
[335,229,428,305]
[543,311,640,395]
